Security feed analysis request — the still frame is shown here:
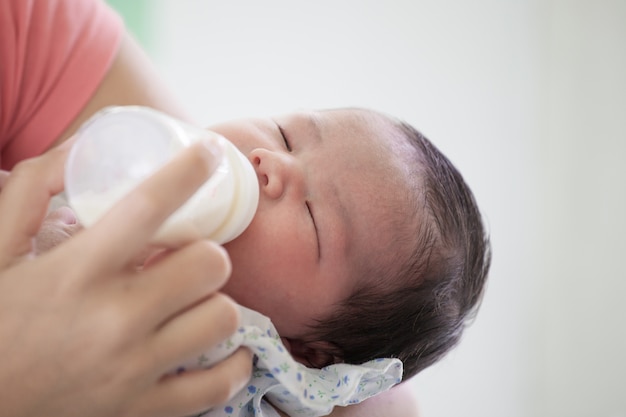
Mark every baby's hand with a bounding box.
[34,206,82,254]
[1,170,82,255]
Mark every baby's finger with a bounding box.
[148,293,241,372]
[131,348,253,417]
[0,147,69,266]
[131,240,231,327]
[72,139,223,272]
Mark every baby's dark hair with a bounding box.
[310,116,491,379]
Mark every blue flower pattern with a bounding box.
[186,306,402,417]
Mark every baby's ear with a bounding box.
[282,338,342,368]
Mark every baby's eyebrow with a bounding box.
[320,178,352,268]
[306,113,323,144]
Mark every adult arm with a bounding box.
[48,31,191,150]
[1,0,190,167]
[274,382,421,417]
[329,383,421,417]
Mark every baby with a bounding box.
[39,107,491,414]
[208,107,491,378]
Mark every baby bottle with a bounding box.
[64,106,259,246]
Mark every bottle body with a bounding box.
[65,106,259,246]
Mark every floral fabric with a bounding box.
[175,306,403,417]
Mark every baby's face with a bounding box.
[210,109,416,341]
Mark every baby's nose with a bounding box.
[249,148,298,200]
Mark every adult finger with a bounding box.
[0,146,70,266]
[129,240,231,328]
[132,348,253,417]
[148,293,242,372]
[72,138,224,272]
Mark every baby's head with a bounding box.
[209,108,491,378]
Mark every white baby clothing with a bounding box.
[175,306,403,417]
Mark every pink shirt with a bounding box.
[0,0,123,169]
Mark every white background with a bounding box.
[139,1,626,416]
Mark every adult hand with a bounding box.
[0,140,252,417]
